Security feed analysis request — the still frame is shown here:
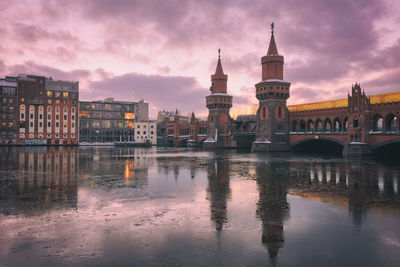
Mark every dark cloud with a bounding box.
[87,72,209,113]
[12,23,79,44]
[5,61,91,81]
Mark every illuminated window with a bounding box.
[124,113,135,120]
[1,121,6,127]
[30,105,34,111]
[39,106,43,111]
[63,92,68,98]
[48,99,52,104]
[55,92,61,98]
[47,91,52,97]
[80,111,90,118]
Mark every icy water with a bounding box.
[0,146,399,267]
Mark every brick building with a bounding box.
[17,75,79,145]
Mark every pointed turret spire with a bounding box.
[267,22,279,55]
[215,49,224,74]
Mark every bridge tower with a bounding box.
[343,83,372,156]
[204,50,233,149]
[252,23,291,152]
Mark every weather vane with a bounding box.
[271,22,274,35]
[218,48,221,58]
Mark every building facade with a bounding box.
[0,76,18,145]
[134,120,157,145]
[17,75,79,145]
[204,50,233,148]
[160,111,207,146]
[79,98,149,143]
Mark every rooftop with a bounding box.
[288,92,400,112]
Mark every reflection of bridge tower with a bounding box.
[255,162,289,259]
[252,23,291,152]
[206,158,231,232]
[204,50,233,149]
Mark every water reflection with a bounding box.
[288,160,400,227]
[255,159,289,259]
[0,147,399,266]
[206,156,231,233]
[0,146,78,215]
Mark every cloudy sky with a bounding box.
[1,0,400,118]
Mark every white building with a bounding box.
[134,120,157,145]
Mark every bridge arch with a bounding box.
[299,120,306,132]
[385,113,397,132]
[315,119,323,132]
[372,114,384,132]
[291,136,345,154]
[343,117,348,132]
[291,120,298,132]
[307,119,314,132]
[333,118,341,132]
[372,139,400,160]
[324,118,332,132]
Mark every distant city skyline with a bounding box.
[1,0,399,117]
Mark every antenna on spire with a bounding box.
[271,22,274,35]
[218,49,221,59]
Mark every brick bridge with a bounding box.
[288,84,400,155]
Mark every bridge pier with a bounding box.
[342,143,372,158]
[251,139,290,152]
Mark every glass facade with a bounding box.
[79,100,147,143]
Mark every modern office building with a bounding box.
[17,75,79,145]
[134,120,157,145]
[0,76,18,144]
[79,98,149,143]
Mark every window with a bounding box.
[30,122,33,127]
[39,122,42,127]
[56,122,59,127]
[63,92,68,98]
[48,122,51,127]
[47,91,52,97]
[262,107,266,118]
[64,115,67,120]
[39,114,43,120]
[56,115,59,120]
[137,131,140,134]
[55,92,61,98]
[353,118,359,128]
[151,125,154,128]
[143,131,146,134]
[21,114,24,119]
[48,99,52,104]
[30,114,33,119]
[278,107,282,118]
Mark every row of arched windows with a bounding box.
[291,113,398,133]
[291,118,348,133]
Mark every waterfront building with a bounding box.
[134,120,157,145]
[0,76,18,145]
[17,75,79,145]
[79,98,149,143]
[204,49,233,148]
[159,110,207,146]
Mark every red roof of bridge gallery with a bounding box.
[288,92,400,112]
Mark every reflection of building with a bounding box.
[255,161,289,259]
[0,76,18,144]
[16,75,79,145]
[79,98,148,143]
[288,160,400,227]
[0,147,78,215]
[206,157,231,232]
[134,120,157,144]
